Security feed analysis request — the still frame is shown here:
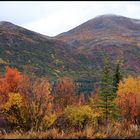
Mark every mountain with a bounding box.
[0,21,86,80]
[0,14,140,81]
[56,14,140,76]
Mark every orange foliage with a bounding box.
[5,66,22,92]
[0,67,22,105]
[116,75,140,123]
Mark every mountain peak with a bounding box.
[57,14,140,37]
[91,14,140,25]
[94,14,121,19]
[0,21,14,26]
[0,21,19,30]
[89,14,131,24]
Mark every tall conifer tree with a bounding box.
[113,60,123,93]
[98,58,118,125]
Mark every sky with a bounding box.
[0,1,140,36]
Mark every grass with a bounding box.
[1,123,140,139]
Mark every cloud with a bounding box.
[22,2,91,36]
[0,1,140,36]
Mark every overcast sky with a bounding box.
[0,1,140,36]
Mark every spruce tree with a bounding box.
[113,60,123,93]
[98,58,118,125]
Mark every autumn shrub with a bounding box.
[116,75,140,124]
[1,69,54,131]
[18,74,53,131]
[41,113,57,130]
[57,105,98,131]
[1,92,26,130]
[5,67,22,93]
[0,67,22,105]
[53,77,76,114]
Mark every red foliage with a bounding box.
[53,78,76,113]
[0,67,22,104]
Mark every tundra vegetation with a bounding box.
[0,61,140,139]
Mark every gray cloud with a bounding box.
[0,1,140,36]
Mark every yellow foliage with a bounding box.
[64,105,98,129]
[42,113,57,129]
[117,75,140,97]
[2,92,25,128]
[3,92,23,111]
